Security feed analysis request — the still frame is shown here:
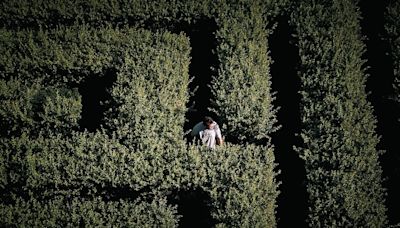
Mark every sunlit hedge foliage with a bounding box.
[0,79,81,137]
[0,195,179,227]
[291,0,387,226]
[1,132,278,226]
[104,31,190,149]
[211,1,279,144]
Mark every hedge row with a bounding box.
[196,143,278,227]
[0,79,81,137]
[1,131,278,226]
[0,0,213,28]
[0,25,187,85]
[291,0,387,226]
[0,0,289,29]
[0,24,191,186]
[0,25,190,137]
[208,2,282,226]
[211,1,280,144]
[0,195,179,227]
[104,31,190,149]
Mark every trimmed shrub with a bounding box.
[104,30,191,149]
[1,134,279,227]
[196,143,279,227]
[12,132,189,193]
[0,25,156,84]
[0,79,81,137]
[0,25,191,226]
[291,0,387,226]
[0,0,214,28]
[0,195,179,227]
[211,1,280,144]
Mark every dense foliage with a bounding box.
[1,0,393,226]
[211,1,279,144]
[291,0,387,226]
[0,1,283,226]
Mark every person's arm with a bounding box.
[216,137,223,145]
[215,124,223,145]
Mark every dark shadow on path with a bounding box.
[172,19,219,137]
[78,69,116,132]
[269,15,308,228]
[168,187,215,228]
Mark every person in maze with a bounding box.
[191,116,223,149]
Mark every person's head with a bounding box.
[202,116,214,129]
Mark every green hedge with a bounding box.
[0,0,289,29]
[0,25,191,226]
[1,132,278,226]
[104,30,190,149]
[291,0,387,226]
[0,25,175,84]
[0,132,190,193]
[197,143,279,227]
[211,1,280,144]
[0,79,81,137]
[0,0,214,28]
[0,195,179,227]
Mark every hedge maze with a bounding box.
[0,0,395,227]
[0,1,284,227]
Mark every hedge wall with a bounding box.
[195,143,278,227]
[291,0,387,226]
[1,133,278,226]
[0,0,288,29]
[1,195,179,227]
[0,0,213,28]
[211,1,280,144]
[0,79,81,138]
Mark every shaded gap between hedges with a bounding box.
[269,15,307,228]
[359,1,400,225]
[173,19,219,137]
[167,187,216,228]
[78,69,117,132]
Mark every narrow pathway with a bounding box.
[269,15,308,228]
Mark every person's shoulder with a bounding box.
[212,121,220,128]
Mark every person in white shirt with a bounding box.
[191,116,223,149]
